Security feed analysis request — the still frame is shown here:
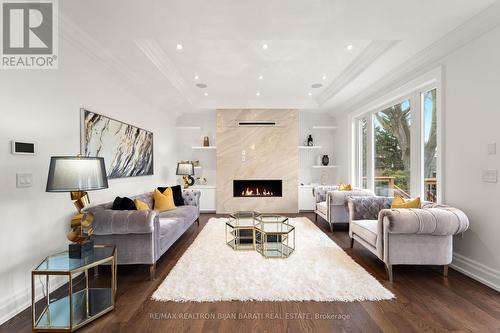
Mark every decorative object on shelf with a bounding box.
[203,136,210,147]
[192,160,200,167]
[81,108,153,178]
[196,176,208,185]
[176,161,195,189]
[322,154,330,166]
[307,134,314,146]
[46,156,108,258]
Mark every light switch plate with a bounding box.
[16,173,33,188]
[481,169,497,183]
[487,143,496,155]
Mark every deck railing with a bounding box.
[361,177,437,202]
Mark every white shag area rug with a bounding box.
[152,217,394,302]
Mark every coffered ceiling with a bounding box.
[59,0,499,114]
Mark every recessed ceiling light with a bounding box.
[311,83,323,89]
[176,43,183,50]
[321,75,327,80]
[204,92,208,96]
[256,92,261,96]
[347,44,353,51]
[308,92,312,96]
[258,75,264,80]
[196,83,208,89]
[194,75,199,80]
[262,44,268,50]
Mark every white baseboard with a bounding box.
[0,275,75,326]
[451,252,500,292]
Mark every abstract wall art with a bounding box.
[81,109,154,178]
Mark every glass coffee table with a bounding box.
[31,244,116,332]
[225,211,259,251]
[225,211,295,258]
[255,215,295,258]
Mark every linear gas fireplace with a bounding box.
[233,180,283,197]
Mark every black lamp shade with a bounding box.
[46,156,108,192]
[176,162,194,176]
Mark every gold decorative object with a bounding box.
[67,191,94,243]
[203,136,210,147]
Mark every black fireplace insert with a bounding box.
[233,180,282,197]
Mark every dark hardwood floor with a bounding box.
[2,213,500,333]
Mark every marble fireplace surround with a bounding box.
[216,109,298,213]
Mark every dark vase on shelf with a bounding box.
[307,134,313,146]
[322,155,329,166]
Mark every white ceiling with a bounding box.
[60,0,499,114]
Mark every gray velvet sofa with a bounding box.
[347,196,469,281]
[313,185,374,231]
[85,189,201,279]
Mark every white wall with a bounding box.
[443,25,500,290]
[331,114,350,184]
[335,25,500,290]
[0,41,179,323]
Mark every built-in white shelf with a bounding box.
[176,126,201,130]
[191,185,216,189]
[311,126,338,130]
[194,166,202,169]
[192,146,216,150]
[312,165,337,169]
[298,145,322,149]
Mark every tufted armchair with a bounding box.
[347,196,469,281]
[87,189,201,280]
[313,185,373,231]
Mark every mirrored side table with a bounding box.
[225,211,259,251]
[255,215,295,258]
[31,244,116,332]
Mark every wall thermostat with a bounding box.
[11,141,35,155]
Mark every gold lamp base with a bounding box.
[182,175,190,189]
[67,191,94,244]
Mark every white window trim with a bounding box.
[349,67,443,202]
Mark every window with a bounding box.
[352,71,441,202]
[358,118,368,189]
[374,100,411,197]
[422,89,438,202]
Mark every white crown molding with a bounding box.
[332,1,500,116]
[134,39,196,106]
[317,40,399,106]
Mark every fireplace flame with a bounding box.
[241,187,274,197]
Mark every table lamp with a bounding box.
[46,156,108,258]
[176,162,194,189]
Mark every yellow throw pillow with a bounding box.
[391,195,421,209]
[154,188,176,212]
[338,183,353,191]
[134,199,150,211]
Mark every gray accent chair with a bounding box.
[313,185,374,231]
[85,189,201,280]
[347,196,469,281]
